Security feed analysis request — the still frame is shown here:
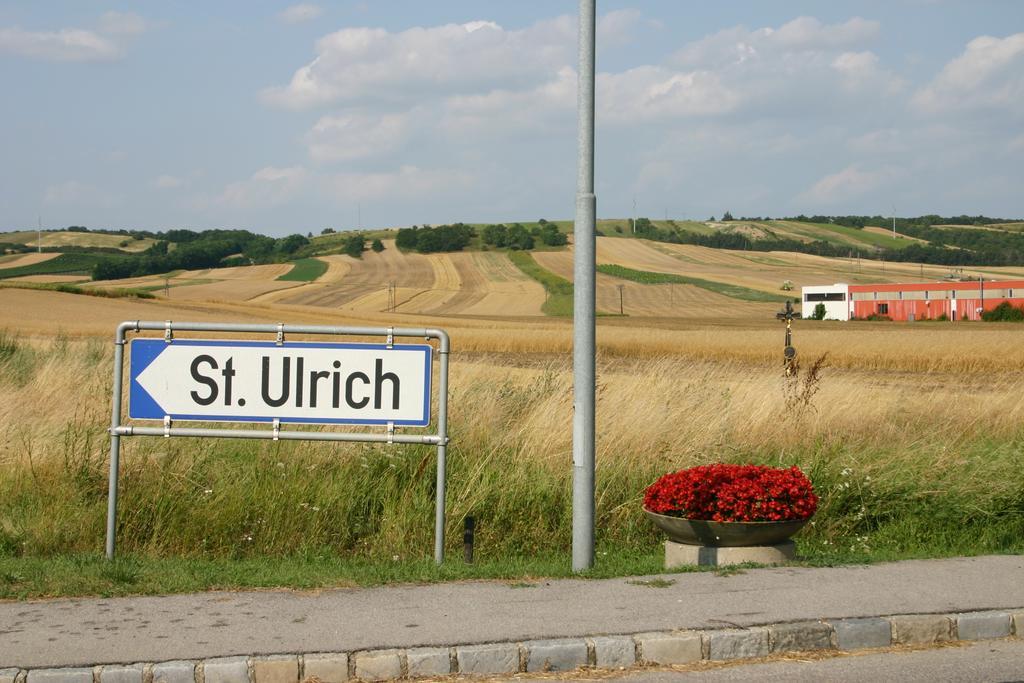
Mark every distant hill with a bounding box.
[307,214,1024,267]
[0,228,156,253]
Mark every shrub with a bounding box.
[538,223,567,246]
[812,303,827,320]
[982,301,1024,322]
[371,238,384,253]
[643,464,818,522]
[344,234,365,258]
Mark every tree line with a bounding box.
[395,224,474,253]
[481,220,567,250]
[91,230,311,280]
[629,216,1024,267]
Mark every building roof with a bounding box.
[847,279,1024,293]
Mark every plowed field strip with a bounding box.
[423,253,484,313]
[7,274,90,283]
[249,257,351,304]
[282,241,436,309]
[168,280,298,301]
[459,252,545,316]
[183,264,293,280]
[535,249,773,317]
[0,253,60,268]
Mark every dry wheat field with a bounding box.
[1,238,1022,561]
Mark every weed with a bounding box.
[277,258,328,282]
[783,353,828,413]
[508,251,573,316]
[596,264,791,302]
[626,578,676,588]
[99,557,142,585]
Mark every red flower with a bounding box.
[643,464,818,522]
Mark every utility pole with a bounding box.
[617,284,625,315]
[572,0,596,573]
[632,197,637,234]
[37,216,42,253]
[980,275,984,317]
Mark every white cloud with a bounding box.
[262,17,574,109]
[306,112,412,162]
[218,166,307,209]
[673,16,879,69]
[597,9,643,48]
[847,128,910,155]
[43,180,121,207]
[279,4,323,25]
[44,180,89,203]
[831,51,904,95]
[98,11,147,36]
[660,17,901,117]
[598,66,739,122]
[771,16,879,50]
[0,12,148,62]
[323,166,475,203]
[440,67,575,134]
[153,175,185,189]
[912,32,1024,114]
[799,165,902,205]
[0,26,120,62]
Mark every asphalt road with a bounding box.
[607,639,1024,682]
[2,555,1023,668]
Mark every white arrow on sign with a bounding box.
[129,339,432,426]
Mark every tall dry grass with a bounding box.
[447,321,1024,373]
[0,329,1022,561]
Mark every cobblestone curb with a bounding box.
[4,608,1021,681]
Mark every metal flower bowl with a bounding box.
[643,508,810,547]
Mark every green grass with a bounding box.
[0,550,672,599]
[593,220,715,238]
[310,229,394,254]
[1,429,1022,598]
[812,223,911,250]
[508,251,574,316]
[0,253,113,279]
[597,264,792,303]
[0,230,156,252]
[1,341,1024,598]
[766,221,909,251]
[0,281,155,299]
[277,258,328,282]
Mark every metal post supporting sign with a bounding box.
[106,321,451,563]
[572,0,597,572]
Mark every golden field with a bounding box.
[1,236,1022,562]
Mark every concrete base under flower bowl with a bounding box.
[665,539,795,568]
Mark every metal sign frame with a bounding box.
[106,320,451,563]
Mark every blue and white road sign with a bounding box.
[129,339,433,426]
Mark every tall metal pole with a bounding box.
[572,0,596,572]
[105,327,127,559]
[433,331,451,565]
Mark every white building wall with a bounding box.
[801,283,850,321]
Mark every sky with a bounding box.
[1,1,1022,237]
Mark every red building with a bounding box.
[849,280,1024,321]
